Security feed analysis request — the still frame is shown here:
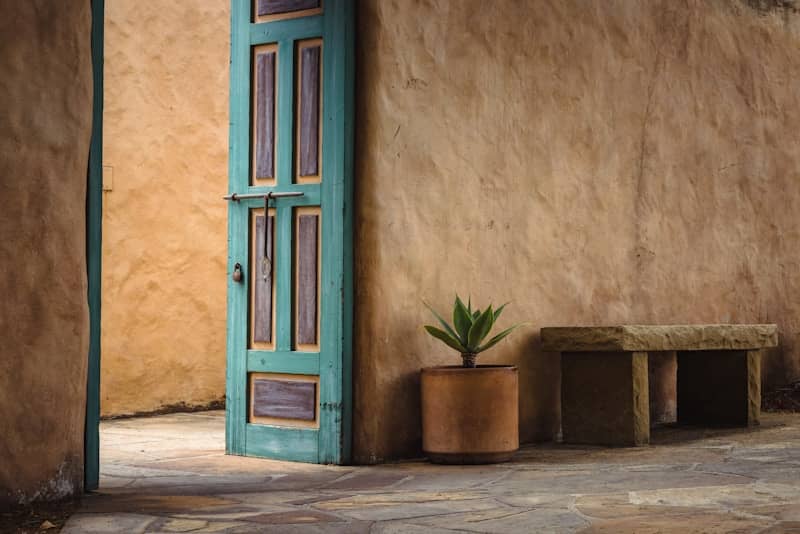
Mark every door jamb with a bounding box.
[85,0,104,492]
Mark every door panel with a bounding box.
[226,0,353,464]
[296,39,321,182]
[255,0,322,23]
[250,209,275,347]
[252,45,277,184]
[295,207,320,349]
[249,373,319,427]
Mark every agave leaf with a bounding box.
[467,305,495,351]
[472,309,481,320]
[453,295,473,343]
[477,324,522,353]
[493,302,509,322]
[467,296,472,315]
[423,300,459,342]
[424,325,466,352]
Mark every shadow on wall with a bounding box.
[521,333,561,443]
[745,0,799,14]
[763,345,790,388]
[386,314,425,459]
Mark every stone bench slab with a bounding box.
[541,324,778,353]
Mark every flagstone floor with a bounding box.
[63,411,800,533]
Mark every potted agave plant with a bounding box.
[421,296,522,464]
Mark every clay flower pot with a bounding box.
[421,365,519,464]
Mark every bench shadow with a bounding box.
[510,415,791,465]
[648,417,788,445]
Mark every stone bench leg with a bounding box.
[561,351,650,446]
[677,350,761,426]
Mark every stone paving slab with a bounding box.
[63,410,800,533]
[61,512,157,533]
[583,512,772,534]
[401,506,591,533]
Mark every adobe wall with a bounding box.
[0,1,92,505]
[98,0,800,460]
[100,0,229,415]
[353,0,800,461]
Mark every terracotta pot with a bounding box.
[421,365,519,464]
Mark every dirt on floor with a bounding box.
[0,500,77,534]
[100,398,225,421]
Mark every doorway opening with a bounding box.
[86,0,232,491]
[86,0,354,490]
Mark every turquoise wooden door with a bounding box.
[225,0,354,464]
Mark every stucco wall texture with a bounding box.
[0,1,92,505]
[353,0,800,462]
[99,0,800,462]
[101,0,229,416]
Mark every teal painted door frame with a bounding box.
[85,0,104,492]
[225,0,355,464]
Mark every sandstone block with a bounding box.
[561,351,649,446]
[542,324,778,352]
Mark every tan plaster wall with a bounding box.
[354,0,800,462]
[0,1,92,505]
[101,0,229,415]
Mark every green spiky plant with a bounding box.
[424,296,522,368]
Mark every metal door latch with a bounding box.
[223,191,305,283]
[223,191,304,201]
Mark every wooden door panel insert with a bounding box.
[294,207,320,350]
[254,0,322,24]
[249,372,319,429]
[295,39,322,183]
[252,44,278,185]
[250,208,277,349]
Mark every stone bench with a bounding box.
[540,324,779,446]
